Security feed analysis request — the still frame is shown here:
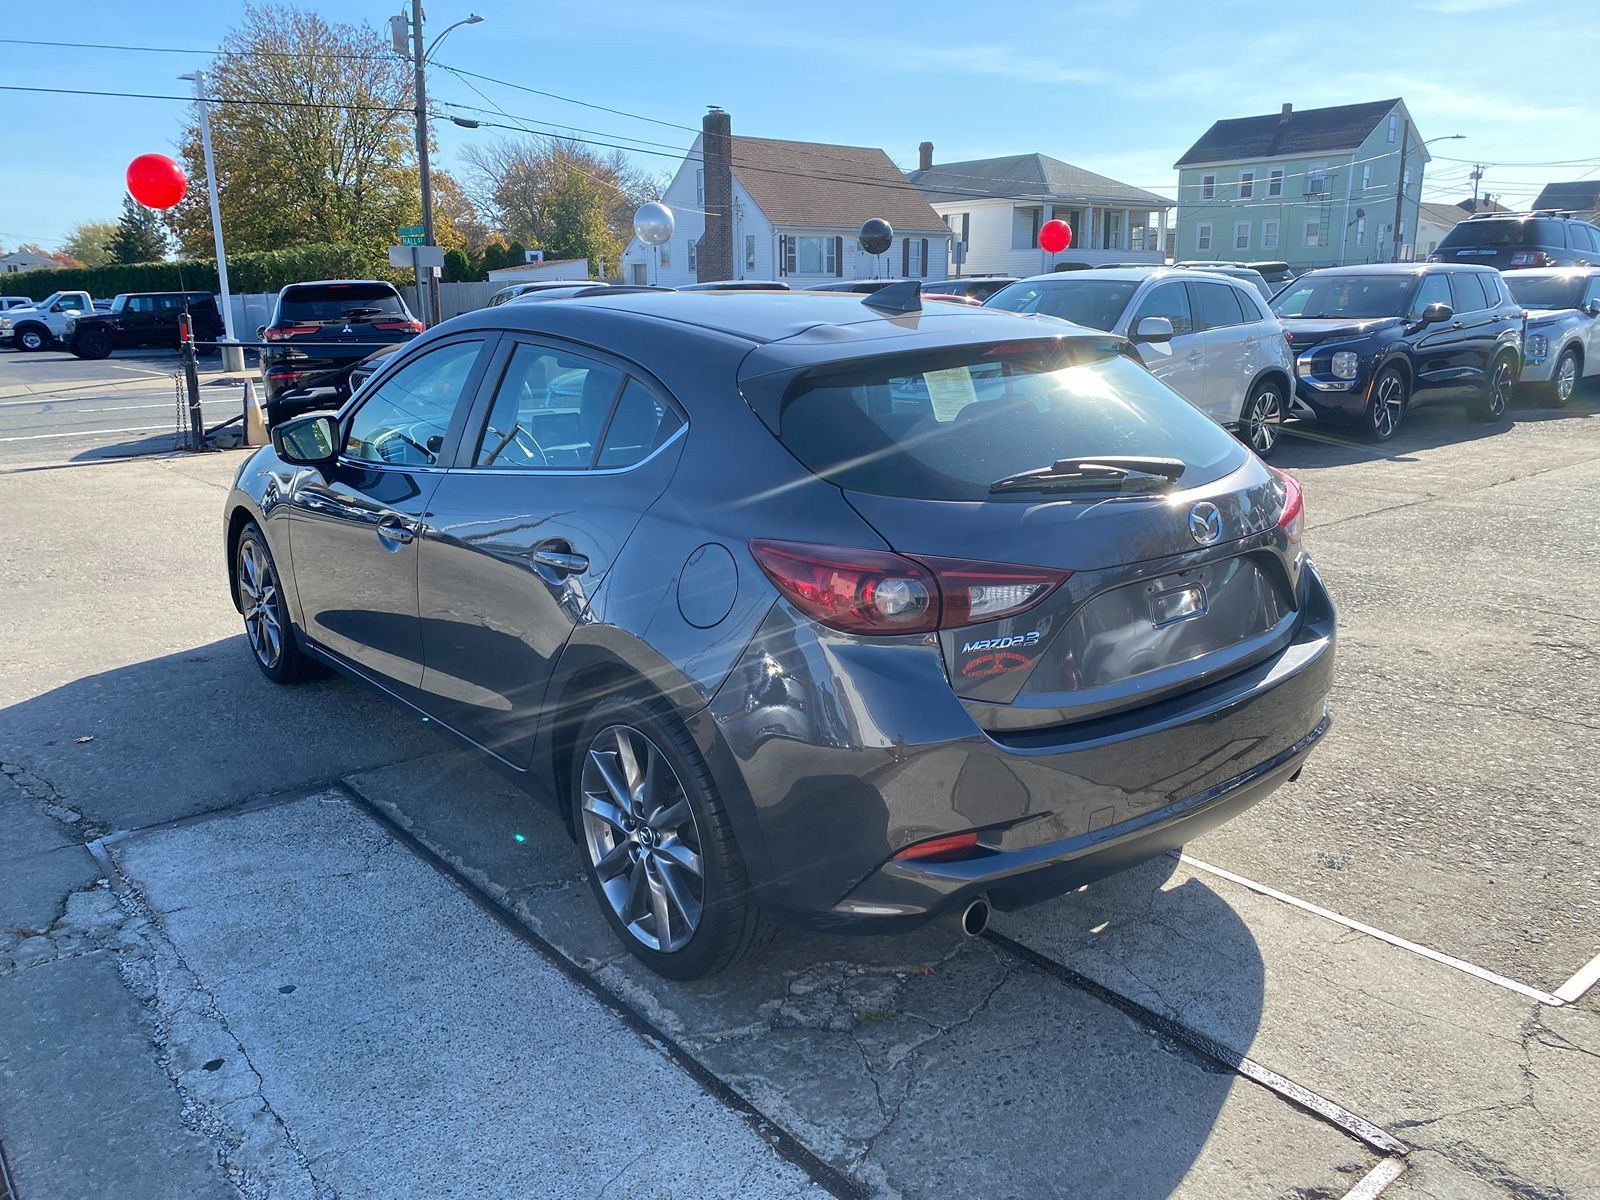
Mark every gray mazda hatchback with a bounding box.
[224,284,1335,978]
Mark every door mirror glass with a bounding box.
[1133,316,1174,344]
[1420,302,1454,325]
[272,413,341,465]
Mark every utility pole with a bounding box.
[182,70,242,371]
[407,0,439,327]
[1391,119,1410,264]
[1470,164,1485,211]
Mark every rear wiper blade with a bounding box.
[337,306,387,319]
[989,456,1186,495]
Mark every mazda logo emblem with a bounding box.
[1188,501,1223,546]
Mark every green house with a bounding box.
[1172,99,1429,272]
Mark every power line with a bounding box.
[430,60,701,135]
[0,35,395,62]
[0,83,408,115]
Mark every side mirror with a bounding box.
[1584,299,1600,318]
[1419,301,1453,325]
[271,413,341,466]
[1132,315,1175,344]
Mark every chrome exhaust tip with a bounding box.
[959,896,991,939]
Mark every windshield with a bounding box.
[984,279,1140,331]
[279,283,405,323]
[1440,218,1564,248]
[775,339,1244,501]
[1504,274,1584,310]
[1271,275,1415,319]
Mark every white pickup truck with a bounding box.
[0,291,95,352]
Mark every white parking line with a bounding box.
[0,424,170,443]
[1553,951,1600,1004]
[1176,852,1565,1007]
[1339,1157,1407,1200]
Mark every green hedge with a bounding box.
[9,243,390,300]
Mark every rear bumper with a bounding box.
[705,563,1337,927]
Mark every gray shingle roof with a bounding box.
[730,137,949,233]
[1174,99,1401,168]
[1419,202,1467,231]
[1530,181,1600,213]
[907,154,1172,208]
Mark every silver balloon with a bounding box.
[634,202,675,247]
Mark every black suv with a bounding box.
[259,280,422,426]
[66,292,223,359]
[1429,211,1600,270]
[1270,264,1523,440]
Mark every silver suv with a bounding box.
[986,269,1297,457]
[1504,267,1600,406]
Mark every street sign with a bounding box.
[401,234,426,246]
[397,224,424,238]
[389,244,445,269]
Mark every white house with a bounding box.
[485,257,591,284]
[621,110,950,288]
[907,145,1175,276]
[1,249,56,274]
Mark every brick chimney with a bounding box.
[1279,102,1293,122]
[699,107,734,282]
[918,141,934,171]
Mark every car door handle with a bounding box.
[1450,321,1465,329]
[530,547,589,574]
[375,515,415,546]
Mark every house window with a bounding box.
[1234,222,1250,251]
[1131,224,1145,251]
[696,169,704,205]
[1200,174,1216,201]
[906,238,924,276]
[1361,164,1372,191]
[1268,169,1284,197]
[1239,171,1255,199]
[688,239,697,272]
[1102,211,1122,250]
[794,235,836,275]
[746,234,756,271]
[1307,163,1329,196]
[1012,206,1043,249]
[1403,167,1411,195]
[1197,223,1213,251]
[1303,218,1321,248]
[659,244,671,268]
[1388,113,1399,143]
[1355,215,1366,245]
[1263,220,1279,249]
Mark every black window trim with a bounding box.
[334,332,500,474]
[1188,278,1254,331]
[448,331,688,477]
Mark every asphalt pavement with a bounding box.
[1,357,1597,1199]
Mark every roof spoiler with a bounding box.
[862,279,922,314]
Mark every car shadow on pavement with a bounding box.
[69,432,186,462]
[1271,398,1566,469]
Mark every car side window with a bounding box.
[1583,276,1600,308]
[1574,225,1599,253]
[1194,282,1249,329]
[596,379,683,469]
[472,343,623,470]
[1412,274,1452,316]
[127,297,155,314]
[1133,283,1194,336]
[1448,273,1488,314]
[345,340,484,467]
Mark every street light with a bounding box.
[392,7,483,325]
[179,70,243,371]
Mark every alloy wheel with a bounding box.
[238,538,283,670]
[1247,387,1284,455]
[1555,354,1578,405]
[1373,373,1403,439]
[579,724,705,953]
[1488,359,1513,419]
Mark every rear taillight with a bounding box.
[1509,251,1553,267]
[749,540,1068,636]
[1269,467,1304,545]
[892,831,980,863]
[264,324,318,341]
[372,319,424,333]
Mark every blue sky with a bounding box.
[4,0,1597,252]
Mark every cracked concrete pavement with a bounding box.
[2,366,1598,1197]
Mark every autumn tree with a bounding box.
[108,196,170,264]
[164,4,415,260]
[62,221,119,268]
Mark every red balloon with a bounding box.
[1039,219,1072,254]
[126,154,187,210]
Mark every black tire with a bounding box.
[1474,354,1515,423]
[1545,347,1581,408]
[571,690,776,980]
[1239,379,1287,459]
[235,522,321,684]
[1360,366,1407,441]
[74,329,112,360]
[14,324,49,353]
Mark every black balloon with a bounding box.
[858,218,893,256]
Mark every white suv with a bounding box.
[985,268,1297,457]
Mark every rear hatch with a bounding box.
[756,335,1303,730]
[265,283,421,391]
[1435,218,1566,269]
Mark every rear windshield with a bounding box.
[984,279,1139,331]
[1439,219,1565,248]
[1504,274,1584,310]
[1271,274,1415,319]
[775,340,1245,501]
[279,283,405,322]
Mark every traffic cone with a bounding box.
[243,380,268,447]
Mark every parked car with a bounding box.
[0,296,33,311]
[258,280,423,427]
[65,291,223,358]
[923,276,1017,304]
[0,290,94,351]
[486,280,607,307]
[1428,211,1600,270]
[346,346,406,396]
[509,284,668,304]
[1270,264,1523,440]
[805,278,916,294]
[1172,262,1276,301]
[676,280,791,292]
[1248,262,1296,291]
[224,287,1334,979]
[1503,267,1600,406]
[986,268,1296,457]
